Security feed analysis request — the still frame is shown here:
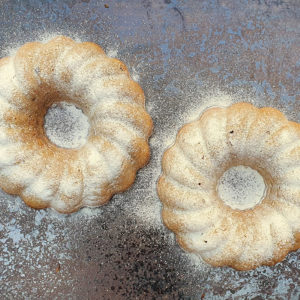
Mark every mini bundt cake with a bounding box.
[157,102,300,270]
[0,35,153,213]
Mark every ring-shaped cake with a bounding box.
[158,102,300,270]
[0,36,153,213]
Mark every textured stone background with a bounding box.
[0,0,300,299]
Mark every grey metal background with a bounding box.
[0,0,300,299]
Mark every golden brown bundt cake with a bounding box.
[0,36,153,213]
[158,102,300,270]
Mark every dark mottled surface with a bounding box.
[0,0,300,299]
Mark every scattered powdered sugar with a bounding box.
[0,28,298,298]
[44,102,90,149]
[0,35,153,213]
[183,252,211,272]
[0,192,103,296]
[128,178,164,230]
[217,165,267,210]
[155,89,300,272]
[77,206,103,217]
[106,48,118,58]
[0,59,17,105]
[43,33,82,44]
[130,93,238,235]
[183,91,234,124]
[130,67,140,83]
[4,32,82,58]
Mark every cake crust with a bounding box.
[157,102,300,270]
[0,36,153,213]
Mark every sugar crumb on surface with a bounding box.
[217,165,266,210]
[44,102,90,149]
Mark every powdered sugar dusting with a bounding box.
[129,93,238,233]
[217,165,266,210]
[0,0,299,296]
[183,91,234,124]
[44,102,90,149]
[0,36,152,213]
[157,100,300,270]
[106,48,118,58]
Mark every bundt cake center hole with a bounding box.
[44,102,90,149]
[217,165,266,210]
